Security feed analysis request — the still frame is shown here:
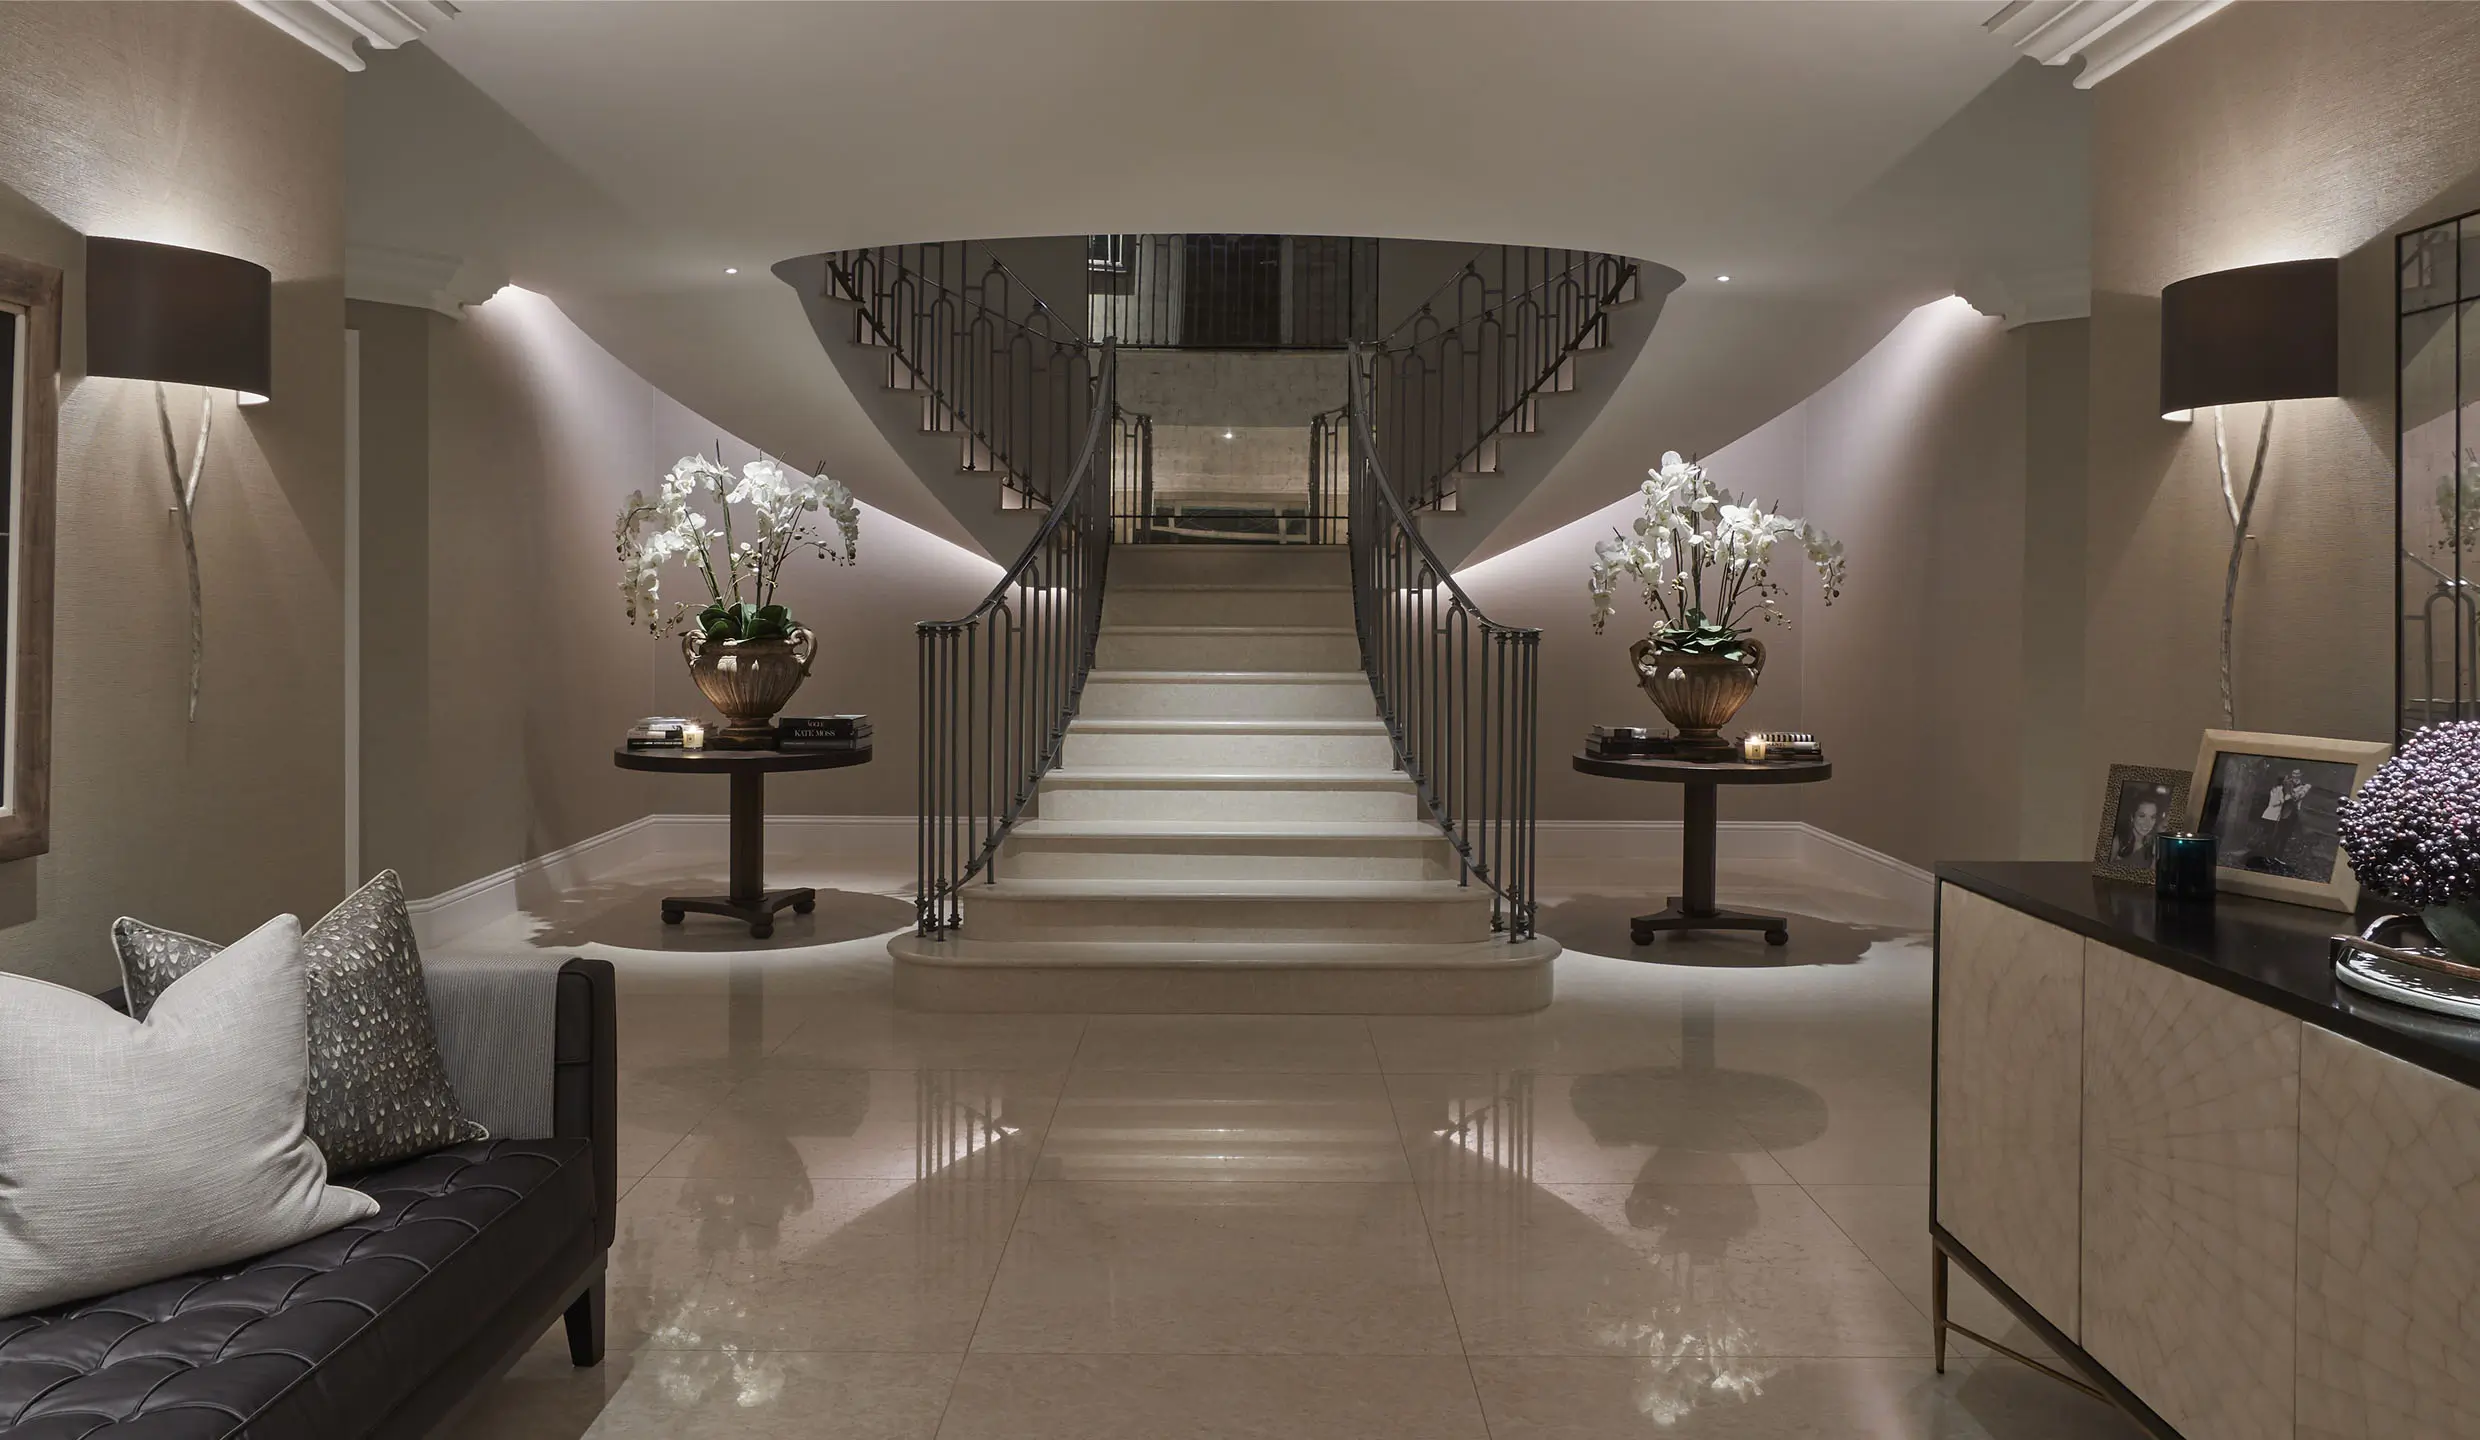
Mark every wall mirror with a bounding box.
[0,254,58,860]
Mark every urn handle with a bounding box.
[1743,637,1766,681]
[788,625,817,677]
[680,628,705,666]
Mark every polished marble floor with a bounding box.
[445,851,2143,1438]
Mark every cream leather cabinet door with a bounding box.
[2081,940,2301,1440]
[2295,1027,2480,1439]
[1934,884,2085,1338]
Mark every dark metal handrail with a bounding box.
[916,344,1122,937]
[1344,342,1539,939]
[827,245,1090,508]
[1371,250,1638,511]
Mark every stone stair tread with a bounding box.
[890,933,1556,972]
[1086,669,1369,684]
[1008,818,1439,840]
[1042,767,1411,786]
[1099,624,1355,635]
[976,876,1477,901]
[1066,718,1388,733]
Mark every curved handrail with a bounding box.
[826,246,1087,506]
[914,344,1121,936]
[1345,346,1526,630]
[1367,251,1639,511]
[925,351,1117,630]
[1344,342,1540,939]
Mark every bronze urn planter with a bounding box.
[683,627,816,749]
[1630,636,1765,740]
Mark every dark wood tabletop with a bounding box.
[613,744,873,774]
[1571,753,1831,785]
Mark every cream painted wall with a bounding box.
[2084,3,2480,815]
[0,5,345,988]
[1460,299,2074,871]
[352,291,998,899]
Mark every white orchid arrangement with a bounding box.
[1588,451,1845,661]
[616,453,860,644]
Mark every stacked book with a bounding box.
[1747,730,1825,761]
[625,717,697,749]
[1586,725,1663,759]
[776,715,872,751]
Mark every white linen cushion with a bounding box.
[0,915,380,1319]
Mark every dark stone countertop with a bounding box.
[1937,860,2480,1091]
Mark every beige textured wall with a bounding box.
[0,6,345,988]
[1799,301,2034,868]
[1462,298,2064,872]
[2084,3,2480,812]
[353,291,998,899]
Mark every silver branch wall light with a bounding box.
[85,237,273,721]
[2159,257,2340,724]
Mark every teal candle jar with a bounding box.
[2154,831,2217,903]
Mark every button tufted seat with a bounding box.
[0,1138,595,1440]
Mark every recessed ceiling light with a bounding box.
[724,266,739,275]
[1716,275,1731,283]
[1223,430,1235,440]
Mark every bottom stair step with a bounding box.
[887,933,1560,1014]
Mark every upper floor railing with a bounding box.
[1370,249,1638,511]
[917,344,1123,936]
[1345,343,1539,939]
[1086,233,1380,349]
[826,244,1096,509]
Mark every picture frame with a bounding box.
[2189,729,2393,912]
[0,253,59,863]
[2091,763,2191,883]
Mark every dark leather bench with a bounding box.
[0,956,616,1439]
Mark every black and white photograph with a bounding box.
[2091,764,2190,883]
[2189,731,2394,911]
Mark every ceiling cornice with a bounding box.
[238,0,456,72]
[1985,0,2229,88]
[345,245,505,317]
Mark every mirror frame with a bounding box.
[0,253,59,861]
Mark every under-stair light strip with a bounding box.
[1985,0,2229,89]
[236,0,456,72]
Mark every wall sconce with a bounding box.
[86,237,274,720]
[2158,258,2339,722]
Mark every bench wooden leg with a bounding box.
[564,1278,606,1367]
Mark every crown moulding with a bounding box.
[346,245,506,317]
[237,0,456,73]
[1985,0,2229,89]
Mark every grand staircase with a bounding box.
[889,543,1557,1012]
[815,240,1629,1013]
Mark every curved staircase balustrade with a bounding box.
[1345,343,1540,940]
[826,244,1098,510]
[1370,249,1641,512]
[917,343,1122,937]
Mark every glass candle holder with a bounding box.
[2154,831,2216,903]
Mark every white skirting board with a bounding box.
[408,814,1930,949]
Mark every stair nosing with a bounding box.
[1040,767,1410,786]
[1067,717,1387,733]
[1086,669,1369,684]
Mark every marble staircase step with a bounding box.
[1102,583,1353,629]
[1079,670,1377,719]
[1034,767,1419,822]
[887,932,1559,1013]
[999,818,1452,881]
[1060,718,1395,769]
[1095,625,1360,672]
[955,876,1495,945]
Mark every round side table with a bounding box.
[1571,752,1833,946]
[614,745,873,938]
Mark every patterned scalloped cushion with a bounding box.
[114,871,486,1174]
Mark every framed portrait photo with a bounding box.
[2189,730,2392,912]
[2091,763,2191,883]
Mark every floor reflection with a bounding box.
[449,861,2140,1440]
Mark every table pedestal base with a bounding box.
[1631,897,1789,947]
[662,888,815,941]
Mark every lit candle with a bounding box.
[1742,735,1768,762]
[681,721,706,750]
